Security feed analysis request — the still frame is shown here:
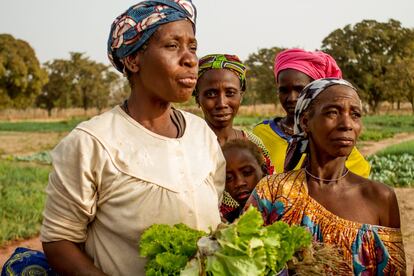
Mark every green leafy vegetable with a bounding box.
[203,206,312,275]
[141,207,312,276]
[368,153,414,187]
[139,223,206,276]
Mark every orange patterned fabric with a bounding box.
[247,170,406,275]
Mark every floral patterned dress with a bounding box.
[246,169,406,275]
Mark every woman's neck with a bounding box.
[125,93,177,138]
[278,116,294,136]
[282,115,295,128]
[305,150,348,186]
[209,124,240,146]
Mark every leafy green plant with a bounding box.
[140,208,312,276]
[360,115,414,141]
[140,223,206,276]
[202,207,311,276]
[368,154,414,187]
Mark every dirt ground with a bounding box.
[1,132,414,274]
[0,131,67,156]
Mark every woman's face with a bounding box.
[135,20,198,103]
[196,69,242,129]
[303,85,363,158]
[277,69,313,118]
[224,147,263,205]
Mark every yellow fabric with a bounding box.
[41,106,225,275]
[253,120,371,177]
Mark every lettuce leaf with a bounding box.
[140,223,206,275]
[205,206,312,276]
[140,207,312,276]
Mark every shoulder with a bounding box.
[255,170,304,199]
[178,109,219,142]
[252,117,286,141]
[53,126,102,154]
[353,174,400,227]
[357,176,396,202]
[252,118,273,132]
[76,107,120,134]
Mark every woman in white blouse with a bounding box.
[40,1,225,275]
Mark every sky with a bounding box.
[1,0,413,66]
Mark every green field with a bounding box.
[360,115,414,141]
[0,118,85,132]
[0,160,50,245]
[0,114,413,139]
[376,140,414,156]
[368,138,414,187]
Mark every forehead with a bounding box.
[224,147,255,162]
[152,19,195,39]
[278,69,312,85]
[315,85,360,105]
[198,69,240,87]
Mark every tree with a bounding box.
[37,52,121,115]
[244,47,285,105]
[36,59,74,116]
[0,34,48,108]
[321,19,414,113]
[384,56,414,113]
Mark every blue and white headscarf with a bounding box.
[284,78,358,172]
[107,0,197,73]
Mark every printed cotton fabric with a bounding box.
[274,48,342,81]
[108,0,197,73]
[247,170,406,275]
[196,54,247,93]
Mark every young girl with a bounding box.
[220,139,267,223]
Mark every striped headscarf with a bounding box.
[108,0,197,73]
[274,48,342,81]
[195,54,247,95]
[284,78,358,172]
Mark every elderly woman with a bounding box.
[253,48,371,177]
[38,1,225,275]
[247,78,406,274]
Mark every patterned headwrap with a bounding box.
[284,78,358,172]
[274,48,342,81]
[194,54,247,95]
[108,0,197,73]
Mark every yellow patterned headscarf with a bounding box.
[194,54,246,95]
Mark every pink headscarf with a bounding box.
[274,48,342,82]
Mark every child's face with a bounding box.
[223,147,264,205]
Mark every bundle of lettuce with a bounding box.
[139,207,315,276]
